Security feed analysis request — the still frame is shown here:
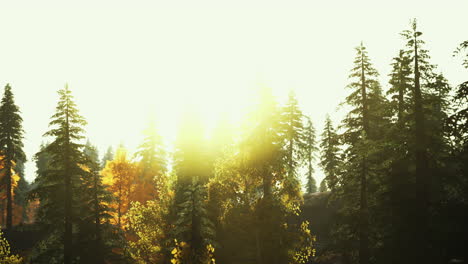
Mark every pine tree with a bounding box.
[0,84,26,230]
[170,109,215,263]
[173,177,215,264]
[210,88,314,264]
[385,49,414,264]
[303,117,318,194]
[319,115,341,190]
[31,84,87,263]
[282,91,306,178]
[78,141,117,263]
[101,146,114,169]
[340,43,382,264]
[134,120,167,202]
[401,19,442,261]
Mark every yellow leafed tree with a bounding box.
[101,146,137,228]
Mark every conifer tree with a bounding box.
[340,43,381,264]
[319,115,341,190]
[173,177,215,264]
[134,120,167,202]
[210,88,314,264]
[282,91,306,178]
[101,146,114,169]
[303,117,318,194]
[78,141,116,263]
[401,21,431,243]
[0,84,26,230]
[170,110,215,263]
[401,19,448,261]
[31,85,87,263]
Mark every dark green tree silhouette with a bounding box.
[339,43,383,264]
[31,84,87,264]
[319,115,341,190]
[0,84,26,230]
[77,140,117,264]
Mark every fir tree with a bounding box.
[340,43,382,264]
[401,19,444,261]
[303,117,318,194]
[319,115,341,190]
[101,146,114,169]
[0,84,26,230]
[31,84,87,263]
[173,177,215,264]
[282,91,306,178]
[134,120,167,202]
[78,141,116,263]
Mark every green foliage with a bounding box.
[101,146,114,169]
[0,84,26,230]
[319,115,341,190]
[303,116,318,194]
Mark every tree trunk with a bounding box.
[64,107,72,264]
[6,162,12,230]
[413,32,429,263]
[359,46,370,264]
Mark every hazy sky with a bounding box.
[0,0,466,183]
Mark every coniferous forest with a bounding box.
[0,6,467,264]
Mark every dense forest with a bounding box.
[0,19,467,264]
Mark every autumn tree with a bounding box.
[101,146,137,228]
[0,84,26,231]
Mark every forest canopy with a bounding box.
[0,7,466,264]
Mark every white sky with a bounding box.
[0,0,466,184]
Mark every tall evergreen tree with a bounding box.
[101,146,114,169]
[319,115,341,190]
[134,120,167,202]
[78,141,116,264]
[340,43,382,264]
[401,19,445,262]
[171,109,214,263]
[385,49,414,264]
[282,91,306,178]
[0,84,26,230]
[31,85,87,263]
[303,116,318,194]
